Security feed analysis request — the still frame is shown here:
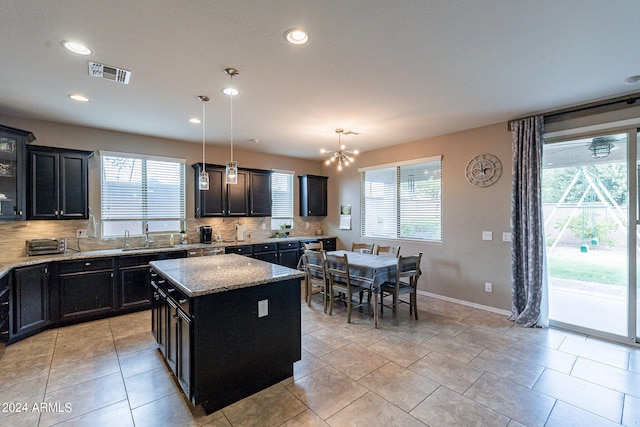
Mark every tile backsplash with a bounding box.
[0,217,326,260]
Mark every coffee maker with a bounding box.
[199,226,212,244]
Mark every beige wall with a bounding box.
[1,115,514,313]
[322,122,513,312]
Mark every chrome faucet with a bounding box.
[144,224,151,248]
[123,230,130,248]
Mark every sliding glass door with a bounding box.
[543,132,631,339]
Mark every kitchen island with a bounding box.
[149,254,305,414]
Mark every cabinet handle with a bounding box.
[308,210,312,214]
[85,262,91,266]
[158,279,166,284]
[54,210,58,216]
[167,288,175,293]
[173,314,179,320]
[1,301,8,306]
[179,299,187,304]
[60,210,64,215]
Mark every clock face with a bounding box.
[465,154,502,187]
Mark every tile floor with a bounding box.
[1,290,640,426]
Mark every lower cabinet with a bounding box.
[12,264,50,339]
[58,258,115,322]
[151,271,192,400]
[253,243,278,263]
[278,241,300,269]
[0,274,8,342]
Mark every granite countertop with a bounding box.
[0,235,334,280]
[150,254,305,297]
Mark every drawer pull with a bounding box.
[167,288,175,293]
[0,302,8,306]
[179,299,187,304]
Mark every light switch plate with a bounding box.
[502,232,512,242]
[482,231,492,241]
[258,299,268,318]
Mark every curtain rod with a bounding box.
[508,92,640,130]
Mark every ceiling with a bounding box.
[1,1,640,160]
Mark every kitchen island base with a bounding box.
[150,260,302,415]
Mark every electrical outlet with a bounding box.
[502,232,512,242]
[261,223,266,229]
[485,282,493,292]
[76,229,88,239]
[258,299,268,318]
[482,231,493,241]
[306,222,309,228]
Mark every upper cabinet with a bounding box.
[0,125,35,221]
[299,174,328,216]
[192,163,271,217]
[27,145,93,220]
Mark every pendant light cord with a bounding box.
[202,98,206,168]
[230,83,234,162]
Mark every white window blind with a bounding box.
[360,157,442,242]
[100,151,186,237]
[271,170,294,218]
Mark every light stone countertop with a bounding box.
[0,235,332,280]
[149,254,305,297]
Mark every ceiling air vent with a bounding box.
[88,61,131,85]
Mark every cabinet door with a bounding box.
[59,153,88,218]
[299,175,328,216]
[166,299,179,374]
[13,264,49,336]
[249,171,272,216]
[0,275,8,342]
[227,170,248,216]
[279,249,301,269]
[0,130,27,220]
[177,308,192,399]
[119,265,151,310]
[254,251,278,264]
[28,150,59,219]
[59,270,115,321]
[155,288,168,357]
[194,164,226,217]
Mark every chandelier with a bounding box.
[224,68,239,184]
[197,95,210,190]
[321,128,359,171]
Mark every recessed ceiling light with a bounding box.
[284,28,309,45]
[624,75,640,84]
[61,40,93,55]
[222,87,239,96]
[189,118,201,124]
[68,94,90,102]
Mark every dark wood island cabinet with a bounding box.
[149,254,304,414]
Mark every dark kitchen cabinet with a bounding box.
[253,242,278,264]
[0,125,34,221]
[299,174,328,216]
[225,244,253,256]
[193,164,271,217]
[0,274,9,342]
[249,170,272,216]
[27,145,93,219]
[118,252,187,311]
[151,269,192,399]
[278,241,301,269]
[58,258,115,322]
[12,264,49,339]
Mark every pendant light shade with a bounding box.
[198,95,210,190]
[224,68,239,185]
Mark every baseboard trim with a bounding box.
[417,290,511,317]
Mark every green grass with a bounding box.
[547,252,626,286]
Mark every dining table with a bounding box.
[324,250,398,328]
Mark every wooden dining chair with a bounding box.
[302,249,328,312]
[351,242,374,254]
[380,253,422,322]
[325,252,369,323]
[303,241,323,251]
[375,245,401,257]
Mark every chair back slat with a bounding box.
[304,241,323,251]
[351,242,374,254]
[376,245,401,257]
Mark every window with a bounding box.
[271,170,294,229]
[360,156,442,242]
[100,151,186,237]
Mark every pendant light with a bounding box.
[197,95,210,190]
[224,68,239,184]
[320,128,360,171]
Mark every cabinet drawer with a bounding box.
[165,284,191,315]
[277,241,298,250]
[225,245,253,255]
[320,238,337,251]
[60,258,114,274]
[253,243,277,253]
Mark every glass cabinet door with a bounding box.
[0,134,19,218]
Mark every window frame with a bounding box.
[359,156,442,242]
[100,150,186,237]
[270,169,295,230]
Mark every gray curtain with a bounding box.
[509,116,546,327]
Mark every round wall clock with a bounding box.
[465,153,502,187]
